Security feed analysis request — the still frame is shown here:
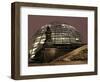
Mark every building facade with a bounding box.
[29,22,83,64]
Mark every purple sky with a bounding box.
[28,15,88,49]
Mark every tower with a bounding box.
[45,26,52,45]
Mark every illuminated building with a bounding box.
[29,22,83,64]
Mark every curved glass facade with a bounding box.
[29,22,82,61]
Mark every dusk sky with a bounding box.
[28,15,88,49]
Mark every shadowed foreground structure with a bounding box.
[50,45,87,65]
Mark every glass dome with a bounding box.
[29,22,82,60]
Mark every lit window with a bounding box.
[37,36,41,39]
[30,54,35,59]
[40,39,45,44]
[33,42,39,47]
[76,38,79,40]
[29,49,36,55]
[41,34,46,38]
[29,49,33,54]
[33,44,38,47]
[32,48,37,52]
[40,41,45,44]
